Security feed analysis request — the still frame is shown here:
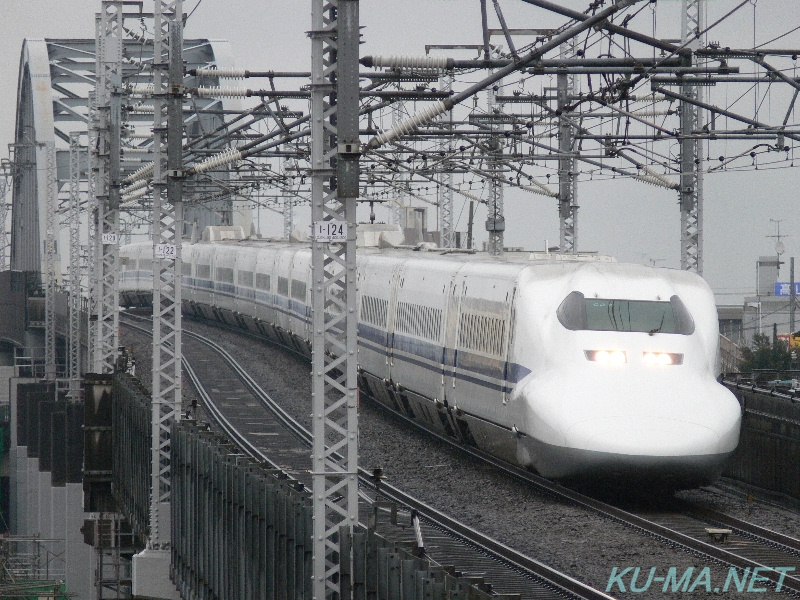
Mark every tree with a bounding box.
[739,333,793,373]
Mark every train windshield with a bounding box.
[557,292,695,334]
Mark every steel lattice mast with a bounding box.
[92,2,124,373]
[680,0,704,274]
[390,99,408,228]
[68,133,83,394]
[149,0,183,550]
[438,72,455,248]
[0,173,8,272]
[283,158,296,238]
[486,80,505,255]
[558,40,578,254]
[43,141,57,381]
[87,92,99,372]
[310,0,360,597]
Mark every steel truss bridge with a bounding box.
[1,0,799,597]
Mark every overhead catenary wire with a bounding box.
[365,0,642,150]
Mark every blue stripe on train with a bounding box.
[140,275,531,394]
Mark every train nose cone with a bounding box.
[565,417,722,456]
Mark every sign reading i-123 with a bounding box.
[313,220,347,242]
[775,282,800,296]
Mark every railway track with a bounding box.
[121,314,616,600]
[127,313,800,596]
[363,396,800,596]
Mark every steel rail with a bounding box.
[120,317,280,467]
[178,324,620,600]
[364,400,800,595]
[120,313,617,600]
[679,503,800,556]
[366,470,618,600]
[157,312,800,593]
[723,379,799,402]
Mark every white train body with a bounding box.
[120,237,741,488]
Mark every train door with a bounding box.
[386,261,407,377]
[357,257,393,381]
[450,267,520,421]
[443,271,466,402]
[502,284,518,405]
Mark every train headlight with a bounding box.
[642,351,683,365]
[584,350,627,364]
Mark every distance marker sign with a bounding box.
[313,220,347,242]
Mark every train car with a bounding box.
[120,227,741,489]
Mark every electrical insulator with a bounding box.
[127,162,155,185]
[368,55,451,71]
[371,101,450,149]
[195,67,247,79]
[521,184,558,198]
[121,187,149,205]
[192,147,243,174]
[195,86,251,98]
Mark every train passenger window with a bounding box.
[256,273,270,290]
[278,276,289,296]
[291,280,307,300]
[181,262,192,276]
[217,267,234,283]
[557,292,694,335]
[238,271,254,286]
[197,264,211,279]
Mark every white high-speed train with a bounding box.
[120,226,741,489]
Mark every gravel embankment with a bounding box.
[121,318,800,599]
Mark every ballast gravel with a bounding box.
[121,318,799,599]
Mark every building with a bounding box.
[742,256,799,347]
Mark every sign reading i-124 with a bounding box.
[313,220,347,242]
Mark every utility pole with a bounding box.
[768,218,786,274]
[791,257,796,337]
[310,0,360,597]
[679,0,704,274]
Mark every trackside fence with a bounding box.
[724,385,800,502]
[171,420,499,600]
[111,373,152,542]
[110,374,497,599]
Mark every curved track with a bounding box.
[365,391,800,596]
[121,314,617,600]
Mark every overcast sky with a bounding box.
[2,0,799,308]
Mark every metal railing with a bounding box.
[723,383,800,501]
[171,418,498,600]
